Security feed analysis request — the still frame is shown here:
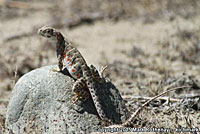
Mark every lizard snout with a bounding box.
[38,29,42,35]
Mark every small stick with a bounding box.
[123,95,180,102]
[0,0,31,9]
[122,86,191,126]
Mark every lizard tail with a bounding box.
[82,65,111,123]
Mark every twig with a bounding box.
[123,95,180,102]
[4,32,34,43]
[122,85,191,126]
[12,66,18,87]
[0,0,53,10]
[178,94,200,99]
[0,0,30,9]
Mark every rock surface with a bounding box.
[5,65,130,134]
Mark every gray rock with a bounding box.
[5,65,130,134]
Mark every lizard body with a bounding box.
[38,26,111,124]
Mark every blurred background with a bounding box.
[0,0,200,130]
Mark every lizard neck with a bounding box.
[55,32,66,58]
[56,32,66,50]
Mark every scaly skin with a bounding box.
[38,26,111,124]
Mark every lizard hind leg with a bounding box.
[89,64,105,84]
[72,77,90,103]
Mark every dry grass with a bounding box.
[0,0,200,132]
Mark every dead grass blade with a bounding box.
[123,85,191,126]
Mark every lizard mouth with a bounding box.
[38,29,50,38]
[39,32,51,38]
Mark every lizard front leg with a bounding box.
[58,54,64,71]
[51,55,64,72]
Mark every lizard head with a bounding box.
[38,26,60,41]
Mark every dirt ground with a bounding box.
[0,0,200,133]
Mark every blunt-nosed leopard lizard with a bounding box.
[38,26,112,124]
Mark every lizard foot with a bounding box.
[71,91,89,104]
[50,68,62,72]
[99,65,107,78]
[71,92,87,104]
[71,92,81,104]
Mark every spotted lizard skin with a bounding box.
[38,26,112,124]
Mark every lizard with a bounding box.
[38,26,112,124]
